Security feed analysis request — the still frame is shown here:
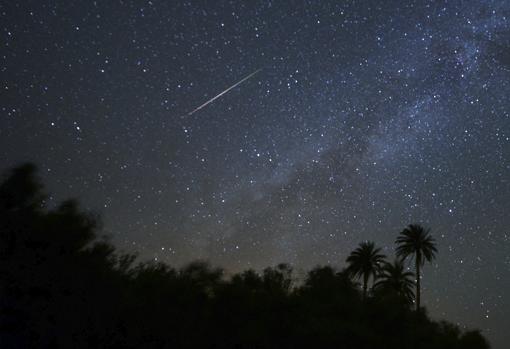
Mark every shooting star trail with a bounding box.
[185,69,262,116]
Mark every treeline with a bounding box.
[0,164,489,348]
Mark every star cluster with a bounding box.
[1,1,509,347]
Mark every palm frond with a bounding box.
[395,224,437,265]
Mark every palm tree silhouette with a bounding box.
[396,224,437,311]
[374,260,415,304]
[346,241,386,299]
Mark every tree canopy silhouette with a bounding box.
[374,259,415,305]
[396,224,438,311]
[0,164,489,348]
[346,241,386,299]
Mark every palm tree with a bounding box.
[374,260,415,304]
[396,224,437,311]
[346,241,386,299]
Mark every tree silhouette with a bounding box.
[0,164,489,349]
[374,259,415,304]
[0,163,44,212]
[346,241,386,299]
[262,263,293,296]
[459,330,491,349]
[396,224,437,311]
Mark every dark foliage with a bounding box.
[346,241,386,300]
[0,164,490,348]
[396,224,438,311]
[373,260,415,305]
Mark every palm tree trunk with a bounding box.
[363,274,368,300]
[416,253,421,311]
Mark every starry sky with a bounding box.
[1,0,509,347]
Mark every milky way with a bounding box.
[1,1,509,347]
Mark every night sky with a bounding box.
[2,1,509,347]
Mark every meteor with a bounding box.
[184,68,262,116]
